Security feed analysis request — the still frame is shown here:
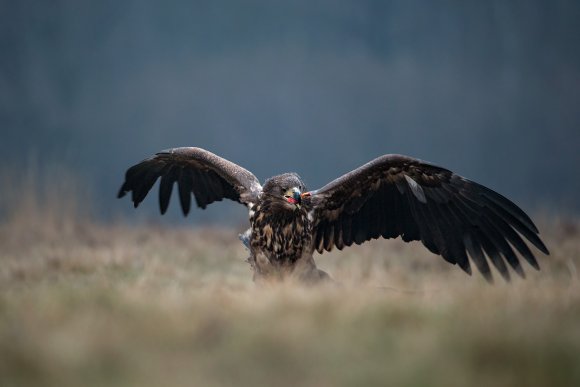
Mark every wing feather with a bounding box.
[118,147,262,215]
[464,232,493,282]
[309,154,548,281]
[158,167,178,214]
[177,168,193,216]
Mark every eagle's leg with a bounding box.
[249,260,332,284]
[287,254,334,284]
[251,251,283,281]
[243,250,275,282]
[244,253,257,273]
[295,264,333,284]
[311,269,332,283]
[243,251,334,284]
[238,229,251,249]
[239,228,259,274]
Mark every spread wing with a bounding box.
[308,154,549,282]
[118,147,262,215]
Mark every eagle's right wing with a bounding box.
[118,147,262,215]
[308,154,549,282]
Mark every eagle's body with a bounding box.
[118,147,549,283]
[246,174,328,282]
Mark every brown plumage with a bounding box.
[118,147,549,283]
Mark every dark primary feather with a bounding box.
[118,147,261,215]
[309,154,549,282]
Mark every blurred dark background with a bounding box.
[1,0,579,223]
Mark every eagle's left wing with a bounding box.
[308,154,549,282]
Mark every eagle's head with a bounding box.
[262,173,310,210]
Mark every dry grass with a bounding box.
[1,168,580,387]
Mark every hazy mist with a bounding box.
[1,1,579,223]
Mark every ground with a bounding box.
[1,179,579,387]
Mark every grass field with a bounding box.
[1,172,579,387]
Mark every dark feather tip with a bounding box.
[481,271,494,284]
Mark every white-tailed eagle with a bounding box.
[118,147,549,283]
